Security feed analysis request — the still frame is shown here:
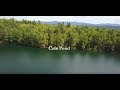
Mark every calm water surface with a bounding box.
[0,45,120,74]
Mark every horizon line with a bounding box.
[0,18,120,25]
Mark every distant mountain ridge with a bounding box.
[36,21,120,30]
[40,21,120,26]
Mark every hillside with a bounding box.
[0,18,120,53]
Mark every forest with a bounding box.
[0,18,120,53]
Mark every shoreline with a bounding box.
[0,44,120,56]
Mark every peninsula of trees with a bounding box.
[0,18,120,53]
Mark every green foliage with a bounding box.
[0,18,120,53]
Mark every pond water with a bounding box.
[0,45,120,74]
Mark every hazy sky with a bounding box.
[0,16,120,24]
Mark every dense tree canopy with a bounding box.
[0,18,120,53]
